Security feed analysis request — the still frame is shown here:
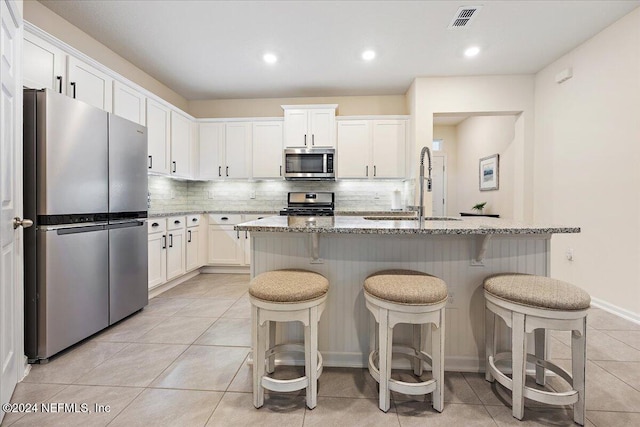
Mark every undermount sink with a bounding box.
[362,216,461,221]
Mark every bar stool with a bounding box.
[250,269,329,410]
[484,273,590,425]
[364,269,448,412]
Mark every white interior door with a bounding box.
[431,154,446,216]
[1,0,23,416]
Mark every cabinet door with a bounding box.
[199,123,225,179]
[166,228,186,280]
[225,122,251,179]
[67,56,113,112]
[186,227,200,271]
[146,99,171,174]
[148,232,166,288]
[113,81,146,125]
[207,226,243,265]
[372,120,406,178]
[309,109,336,147]
[170,111,192,178]
[283,109,308,147]
[337,121,370,178]
[252,121,283,178]
[23,32,66,92]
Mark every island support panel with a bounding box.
[250,232,550,372]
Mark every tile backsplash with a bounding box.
[149,175,413,213]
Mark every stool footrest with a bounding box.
[489,352,579,406]
[368,348,437,396]
[260,343,323,393]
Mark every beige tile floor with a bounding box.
[3,273,640,426]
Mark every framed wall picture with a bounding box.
[479,154,499,191]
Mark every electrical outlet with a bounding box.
[448,294,455,306]
[208,191,215,199]
[249,191,256,199]
[566,248,574,261]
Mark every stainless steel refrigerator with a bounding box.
[23,89,148,362]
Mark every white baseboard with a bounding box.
[149,270,200,298]
[590,297,640,325]
[201,266,250,274]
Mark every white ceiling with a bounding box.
[39,0,640,101]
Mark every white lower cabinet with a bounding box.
[186,214,206,271]
[166,216,186,281]
[148,216,186,289]
[207,214,267,266]
[148,219,167,289]
[207,215,244,265]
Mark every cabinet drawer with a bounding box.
[187,214,202,228]
[167,216,186,230]
[244,214,269,222]
[148,218,166,233]
[209,214,242,225]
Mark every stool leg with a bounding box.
[266,321,276,374]
[511,312,526,420]
[412,324,424,376]
[534,328,546,386]
[572,317,587,426]
[378,308,392,412]
[305,305,319,410]
[485,306,495,382]
[252,305,265,408]
[432,309,445,412]
[369,314,377,356]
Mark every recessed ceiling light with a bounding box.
[361,50,376,61]
[464,46,480,57]
[263,53,277,64]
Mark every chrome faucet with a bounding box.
[419,146,432,225]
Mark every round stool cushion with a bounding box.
[250,269,329,303]
[484,273,591,310]
[364,269,448,305]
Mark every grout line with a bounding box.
[590,359,640,394]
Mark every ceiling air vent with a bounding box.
[448,5,482,29]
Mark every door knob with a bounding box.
[13,217,34,229]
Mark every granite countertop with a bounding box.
[234,215,580,235]
[148,209,416,218]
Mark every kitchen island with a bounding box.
[235,216,579,371]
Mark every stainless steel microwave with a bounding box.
[283,147,335,180]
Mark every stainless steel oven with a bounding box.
[283,147,335,180]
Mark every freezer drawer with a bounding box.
[36,225,109,360]
[109,221,148,324]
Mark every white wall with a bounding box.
[456,116,517,218]
[407,76,535,220]
[534,8,640,316]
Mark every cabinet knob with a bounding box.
[221,217,228,221]
[192,218,198,222]
[174,220,180,224]
[152,222,159,227]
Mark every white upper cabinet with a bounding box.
[337,119,407,179]
[199,122,225,179]
[225,122,252,179]
[252,121,284,179]
[113,81,146,125]
[337,121,370,178]
[198,121,251,180]
[170,111,192,178]
[23,32,66,92]
[146,98,171,174]
[282,105,337,147]
[371,120,406,178]
[67,56,113,112]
